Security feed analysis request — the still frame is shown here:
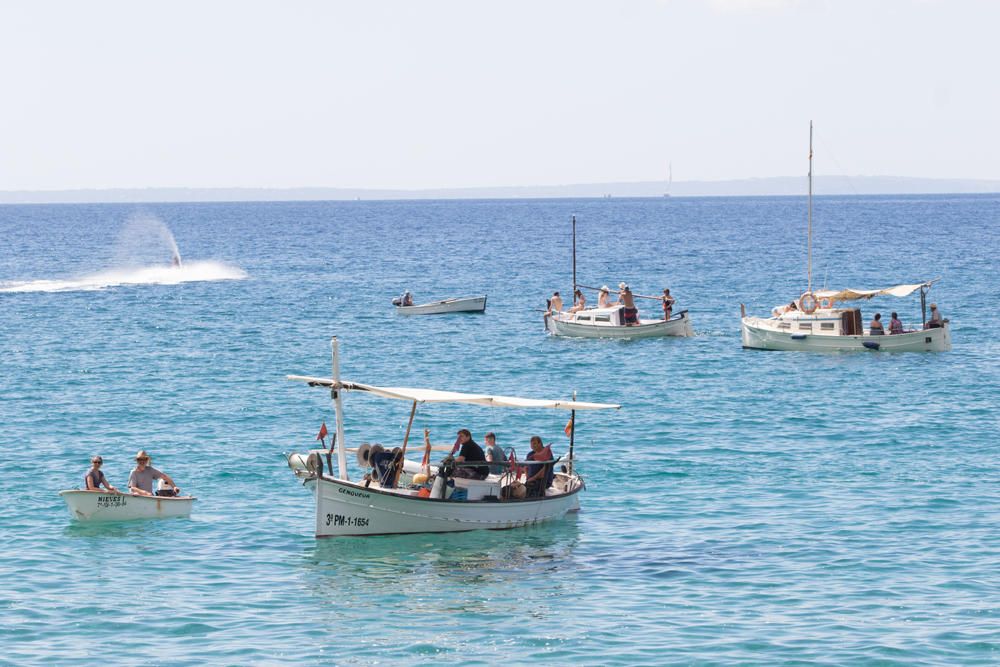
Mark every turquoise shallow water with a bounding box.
[1,195,998,665]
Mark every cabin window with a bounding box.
[579,315,592,321]
[820,323,835,331]
[798,322,813,330]
[778,322,791,330]
[925,337,932,344]
[595,315,611,322]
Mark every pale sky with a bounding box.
[2,0,998,190]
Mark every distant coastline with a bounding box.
[2,175,998,204]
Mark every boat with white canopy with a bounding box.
[286,338,620,537]
[59,490,195,522]
[740,123,951,353]
[393,294,487,315]
[544,216,693,339]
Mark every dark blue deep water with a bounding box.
[1,195,998,665]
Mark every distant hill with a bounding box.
[1,176,998,204]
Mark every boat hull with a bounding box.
[395,296,487,315]
[305,476,581,537]
[59,490,195,522]
[741,318,951,352]
[546,310,693,339]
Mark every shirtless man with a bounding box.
[548,291,564,314]
[618,284,638,325]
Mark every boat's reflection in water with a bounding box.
[300,516,582,614]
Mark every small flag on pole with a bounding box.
[564,417,574,437]
[316,422,328,441]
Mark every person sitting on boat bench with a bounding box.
[524,436,554,498]
[451,429,488,480]
[662,288,675,321]
[548,291,563,315]
[84,455,118,493]
[401,291,413,307]
[128,450,180,497]
[869,313,885,335]
[484,432,506,476]
[569,289,586,313]
[889,312,904,335]
[617,283,639,325]
[925,303,943,329]
[598,285,613,309]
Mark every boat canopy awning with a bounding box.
[815,280,933,302]
[287,376,620,410]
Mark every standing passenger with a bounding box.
[662,288,675,320]
[618,284,638,325]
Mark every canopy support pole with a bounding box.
[331,337,349,480]
[921,286,927,327]
[394,400,418,487]
[568,391,576,476]
[807,120,813,295]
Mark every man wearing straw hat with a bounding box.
[617,283,639,325]
[127,450,180,497]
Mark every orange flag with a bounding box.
[316,422,328,441]
[564,417,574,437]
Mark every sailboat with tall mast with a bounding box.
[739,122,951,352]
[544,215,693,339]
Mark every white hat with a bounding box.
[599,285,609,292]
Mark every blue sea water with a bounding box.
[1,194,998,665]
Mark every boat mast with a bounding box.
[571,214,577,297]
[331,337,349,480]
[807,121,813,294]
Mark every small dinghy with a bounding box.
[59,490,195,522]
[393,295,487,315]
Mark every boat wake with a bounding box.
[0,261,248,293]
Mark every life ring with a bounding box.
[799,292,818,314]
[818,297,833,310]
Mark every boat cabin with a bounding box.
[560,306,626,327]
[773,307,864,336]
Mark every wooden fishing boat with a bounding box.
[740,122,951,353]
[546,307,693,339]
[286,338,620,537]
[59,490,195,522]
[543,215,693,338]
[394,295,487,315]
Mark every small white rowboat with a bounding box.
[59,490,195,522]
[395,295,487,315]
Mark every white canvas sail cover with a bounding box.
[287,376,620,411]
[815,281,931,302]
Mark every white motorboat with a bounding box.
[544,215,693,339]
[740,122,951,353]
[546,306,693,339]
[59,490,195,522]
[286,337,620,537]
[394,295,487,315]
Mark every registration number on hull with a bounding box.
[97,495,127,508]
[326,514,370,528]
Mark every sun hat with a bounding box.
[135,450,150,461]
[600,285,609,292]
[930,303,937,309]
[618,282,627,290]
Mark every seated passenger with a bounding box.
[84,456,118,492]
[889,312,904,335]
[569,289,586,313]
[598,286,613,309]
[548,291,564,314]
[869,313,885,335]
[128,450,180,497]
[401,291,414,307]
[452,429,488,480]
[926,303,943,329]
[483,432,506,476]
[524,436,554,498]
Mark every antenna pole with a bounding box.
[807,121,813,294]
